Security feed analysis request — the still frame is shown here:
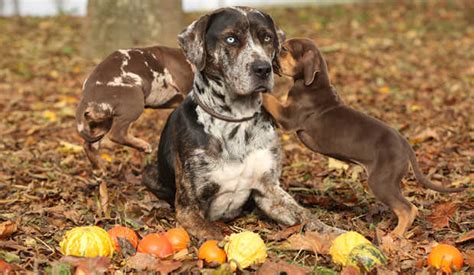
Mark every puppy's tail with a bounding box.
[76,103,113,143]
[406,141,465,193]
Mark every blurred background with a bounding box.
[0,0,472,272]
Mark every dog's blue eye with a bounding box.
[226,36,236,44]
[264,35,272,43]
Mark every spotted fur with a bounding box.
[143,7,344,240]
[76,46,193,168]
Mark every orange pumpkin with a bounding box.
[427,244,464,274]
[198,240,227,264]
[107,226,139,252]
[165,227,190,252]
[137,233,173,258]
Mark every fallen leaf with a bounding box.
[60,256,110,275]
[266,224,302,241]
[127,253,182,273]
[341,266,360,275]
[426,202,458,229]
[0,259,13,273]
[0,250,20,263]
[172,248,189,261]
[409,128,439,145]
[378,86,390,94]
[257,260,309,275]
[100,153,112,162]
[281,231,336,254]
[42,110,58,122]
[0,221,17,239]
[57,141,83,154]
[455,230,474,244]
[328,157,349,170]
[464,250,474,268]
[99,182,109,218]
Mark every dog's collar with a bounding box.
[193,92,258,123]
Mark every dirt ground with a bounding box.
[0,1,473,273]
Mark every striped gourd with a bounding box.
[59,226,115,257]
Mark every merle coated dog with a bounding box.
[142,7,343,239]
[76,46,192,168]
[263,38,465,236]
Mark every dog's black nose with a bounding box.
[252,61,272,79]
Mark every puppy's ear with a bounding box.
[302,50,321,86]
[177,15,210,71]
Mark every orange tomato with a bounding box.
[107,226,139,252]
[165,227,190,252]
[198,240,227,264]
[427,244,464,274]
[137,233,173,258]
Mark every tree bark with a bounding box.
[84,0,184,59]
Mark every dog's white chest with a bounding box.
[207,149,274,220]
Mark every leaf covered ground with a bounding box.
[0,1,473,273]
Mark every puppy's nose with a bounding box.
[251,61,272,79]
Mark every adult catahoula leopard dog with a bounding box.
[143,7,344,239]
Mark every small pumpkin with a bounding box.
[347,243,387,271]
[137,233,173,258]
[427,244,464,274]
[165,227,190,252]
[59,226,115,258]
[329,231,372,266]
[224,231,267,270]
[107,225,139,252]
[198,240,227,265]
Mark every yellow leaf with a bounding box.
[328,157,349,170]
[49,70,59,79]
[100,153,112,163]
[57,141,83,154]
[282,134,291,141]
[42,110,58,122]
[377,86,390,94]
[410,104,421,111]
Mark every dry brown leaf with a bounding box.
[257,260,309,275]
[0,221,17,239]
[464,250,474,268]
[426,202,458,229]
[455,230,474,244]
[266,224,302,241]
[127,253,182,273]
[282,231,336,254]
[409,128,439,145]
[341,266,360,275]
[60,256,110,275]
[0,259,14,273]
[99,181,109,218]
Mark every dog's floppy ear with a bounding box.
[276,28,286,44]
[302,50,321,86]
[177,15,210,71]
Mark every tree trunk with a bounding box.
[84,0,184,59]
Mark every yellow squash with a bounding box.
[224,231,267,270]
[60,226,115,257]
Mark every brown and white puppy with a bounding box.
[76,46,193,168]
[142,8,343,239]
[263,38,465,236]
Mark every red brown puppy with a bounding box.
[76,46,193,168]
[263,38,465,236]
